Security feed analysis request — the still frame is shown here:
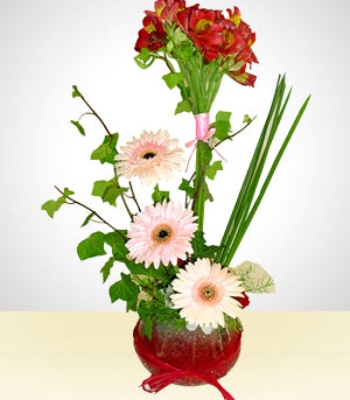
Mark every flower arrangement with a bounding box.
[42,0,310,399]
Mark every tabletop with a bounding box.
[0,311,349,400]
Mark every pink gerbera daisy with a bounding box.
[126,201,198,268]
[170,258,245,331]
[116,130,184,185]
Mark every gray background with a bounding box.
[1,0,349,310]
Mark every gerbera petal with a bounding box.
[126,201,197,269]
[171,258,246,333]
[116,130,185,185]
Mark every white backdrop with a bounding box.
[1,0,349,310]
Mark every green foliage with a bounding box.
[205,160,223,180]
[100,257,115,283]
[70,120,85,136]
[134,48,155,69]
[192,231,219,259]
[224,315,243,333]
[109,273,139,311]
[216,75,311,267]
[127,262,176,285]
[41,188,74,218]
[92,179,127,206]
[152,184,170,204]
[178,178,195,199]
[213,111,232,141]
[71,85,82,98]
[138,298,186,340]
[243,114,252,124]
[81,212,94,227]
[198,140,212,165]
[77,231,107,260]
[231,261,276,294]
[162,72,183,89]
[90,133,119,164]
[104,231,128,262]
[175,98,192,114]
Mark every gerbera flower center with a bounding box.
[199,284,217,302]
[152,224,173,244]
[141,150,157,160]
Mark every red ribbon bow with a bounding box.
[133,321,240,400]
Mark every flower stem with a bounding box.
[54,186,126,240]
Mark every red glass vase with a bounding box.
[133,319,242,387]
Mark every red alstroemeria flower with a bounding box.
[155,0,187,23]
[236,291,250,309]
[228,64,257,86]
[177,5,258,85]
[135,12,167,52]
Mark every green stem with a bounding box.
[54,186,126,241]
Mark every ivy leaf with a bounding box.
[192,231,219,259]
[109,273,139,311]
[213,111,232,141]
[179,179,195,199]
[243,114,252,124]
[41,200,63,218]
[71,85,82,98]
[104,231,128,262]
[175,99,192,114]
[77,231,107,260]
[91,133,119,164]
[197,140,212,166]
[81,212,94,227]
[202,180,214,202]
[92,179,127,206]
[162,72,183,89]
[205,160,223,180]
[70,120,85,136]
[41,188,74,218]
[134,48,155,69]
[100,257,115,283]
[230,261,276,294]
[152,184,170,204]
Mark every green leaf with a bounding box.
[41,188,74,218]
[91,133,119,164]
[71,85,82,98]
[152,184,170,204]
[62,188,74,197]
[175,98,192,114]
[213,111,232,141]
[41,199,63,218]
[192,231,219,259]
[77,231,107,260]
[100,257,115,283]
[81,212,94,227]
[70,120,85,136]
[134,48,155,69]
[162,72,183,89]
[243,114,252,124]
[197,140,212,165]
[141,316,154,340]
[92,179,127,206]
[178,179,195,199]
[109,273,139,311]
[104,231,128,262]
[205,160,223,180]
[230,261,276,294]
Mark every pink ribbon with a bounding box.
[186,112,216,148]
[186,112,227,163]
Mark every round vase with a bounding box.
[133,319,242,386]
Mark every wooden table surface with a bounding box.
[0,311,349,400]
